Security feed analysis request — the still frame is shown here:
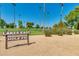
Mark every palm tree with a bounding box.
[12,3,16,28]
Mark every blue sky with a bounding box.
[0,3,79,27]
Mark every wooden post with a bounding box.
[27,33,29,45]
[5,30,8,49]
[5,34,8,49]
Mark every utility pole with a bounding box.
[12,3,16,28]
[43,3,46,31]
[0,4,1,19]
[19,14,21,20]
[43,3,50,30]
[60,3,63,21]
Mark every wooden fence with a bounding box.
[3,30,31,49]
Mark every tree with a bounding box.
[26,22,34,28]
[77,23,79,29]
[53,24,58,28]
[0,19,6,28]
[64,6,79,29]
[35,24,40,28]
[18,20,23,28]
[6,23,16,28]
[76,22,79,30]
[65,11,76,28]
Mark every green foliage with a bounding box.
[74,30,79,34]
[18,20,23,28]
[35,24,40,28]
[57,29,63,36]
[6,23,16,28]
[64,29,72,35]
[77,22,79,30]
[58,20,64,29]
[73,23,77,29]
[73,21,79,30]
[40,26,44,29]
[26,22,34,28]
[65,11,76,23]
[0,28,44,35]
[0,19,6,28]
[52,24,58,34]
[52,20,72,36]
[44,29,52,37]
[64,6,79,29]
[57,20,65,36]
[52,20,66,36]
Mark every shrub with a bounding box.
[52,24,58,35]
[52,29,58,35]
[57,29,63,36]
[44,29,52,37]
[65,29,72,35]
[74,30,79,34]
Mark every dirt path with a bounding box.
[0,35,79,56]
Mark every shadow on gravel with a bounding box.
[8,42,36,49]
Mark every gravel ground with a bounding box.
[0,34,79,56]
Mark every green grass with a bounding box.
[0,28,44,36]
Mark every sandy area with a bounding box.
[0,34,79,56]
